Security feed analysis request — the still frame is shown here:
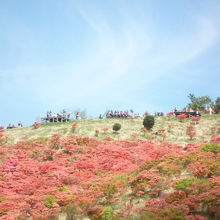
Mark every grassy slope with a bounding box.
[1,114,220,219]
[4,114,220,146]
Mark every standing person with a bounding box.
[209,107,212,115]
[75,112,79,120]
[18,121,23,128]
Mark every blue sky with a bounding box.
[0,0,220,126]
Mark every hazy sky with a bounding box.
[1,0,220,126]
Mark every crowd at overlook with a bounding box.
[6,121,23,129]
[3,105,217,129]
[105,109,143,118]
[46,109,71,119]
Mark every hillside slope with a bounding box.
[0,114,220,219]
[4,114,220,146]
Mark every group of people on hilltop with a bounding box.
[172,107,200,117]
[46,109,71,119]
[105,109,140,118]
[204,107,214,115]
[104,110,166,119]
[173,106,215,116]
[154,112,164,116]
[7,121,23,129]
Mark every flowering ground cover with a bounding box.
[0,130,219,219]
[0,114,220,219]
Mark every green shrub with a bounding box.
[201,143,220,154]
[112,123,121,132]
[0,196,6,203]
[174,178,195,192]
[101,207,114,220]
[43,195,57,208]
[59,185,68,192]
[143,115,155,130]
[102,183,117,198]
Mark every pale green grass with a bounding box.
[4,115,220,146]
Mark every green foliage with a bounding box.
[157,207,185,220]
[95,170,111,176]
[0,209,8,217]
[165,191,186,204]
[43,195,57,208]
[61,202,77,220]
[27,137,48,144]
[102,183,117,198]
[201,143,220,154]
[59,185,68,192]
[174,178,195,191]
[157,163,182,176]
[140,159,160,172]
[100,207,114,220]
[112,123,121,132]
[0,195,6,203]
[15,214,28,220]
[113,174,128,186]
[143,115,155,130]
[214,97,220,114]
[187,93,212,111]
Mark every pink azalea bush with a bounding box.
[102,127,109,133]
[71,123,77,132]
[177,114,187,122]
[186,125,196,140]
[32,122,41,129]
[0,126,4,132]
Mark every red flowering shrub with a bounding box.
[158,128,165,133]
[61,175,80,185]
[0,130,219,219]
[161,132,167,140]
[71,123,77,132]
[210,126,216,135]
[0,126,4,132]
[0,133,8,145]
[102,136,114,142]
[166,112,173,118]
[136,190,145,197]
[165,191,186,203]
[87,205,103,219]
[95,129,99,137]
[186,125,196,140]
[141,127,148,133]
[177,114,187,122]
[102,127,109,133]
[211,134,220,144]
[187,131,196,140]
[145,198,166,209]
[191,116,200,124]
[131,133,139,139]
[167,124,173,132]
[32,122,40,129]
[48,133,62,149]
